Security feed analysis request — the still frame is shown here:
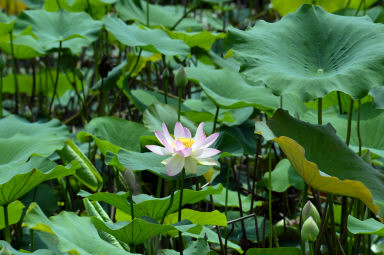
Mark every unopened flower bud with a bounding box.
[302,201,321,226]
[301,216,319,242]
[175,66,188,87]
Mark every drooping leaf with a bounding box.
[79,184,223,220]
[23,203,135,255]
[164,209,227,226]
[15,9,102,53]
[227,5,384,101]
[0,157,77,206]
[92,217,201,245]
[256,109,384,216]
[104,16,189,56]
[77,116,151,154]
[57,139,103,192]
[348,215,384,236]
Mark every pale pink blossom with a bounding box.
[146,122,220,176]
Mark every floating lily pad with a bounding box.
[227,5,384,101]
[256,109,384,216]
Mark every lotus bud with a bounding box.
[162,68,169,79]
[0,246,11,255]
[302,201,321,226]
[174,66,188,88]
[301,216,319,242]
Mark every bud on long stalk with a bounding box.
[301,216,319,242]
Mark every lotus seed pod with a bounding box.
[174,66,188,87]
[302,201,321,226]
[301,216,319,242]
[0,246,11,255]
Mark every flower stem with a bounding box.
[161,181,175,224]
[178,169,185,254]
[357,99,362,156]
[318,98,322,125]
[177,87,183,121]
[268,143,273,248]
[48,40,63,115]
[212,106,220,133]
[3,204,10,243]
[346,97,354,146]
[9,31,20,115]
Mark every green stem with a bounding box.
[177,87,182,121]
[318,98,322,125]
[0,72,3,118]
[178,169,185,254]
[170,0,201,30]
[212,106,220,133]
[3,204,10,243]
[268,143,273,248]
[146,0,150,26]
[337,91,343,114]
[309,242,315,255]
[346,97,354,146]
[48,40,63,115]
[160,181,175,224]
[9,32,20,115]
[329,194,337,254]
[357,99,362,156]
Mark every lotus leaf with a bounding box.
[256,109,384,216]
[0,200,24,229]
[246,247,301,255]
[15,9,102,53]
[0,240,54,255]
[164,209,227,226]
[347,215,384,235]
[104,16,189,56]
[227,5,384,101]
[23,203,135,255]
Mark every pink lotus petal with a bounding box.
[196,157,217,166]
[155,130,174,152]
[166,155,185,176]
[194,123,205,140]
[191,134,206,149]
[146,145,172,156]
[193,148,220,158]
[174,140,185,151]
[174,122,185,139]
[176,147,192,157]
[200,133,220,148]
[184,157,197,174]
[184,127,192,139]
[162,123,174,145]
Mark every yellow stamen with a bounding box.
[176,137,195,148]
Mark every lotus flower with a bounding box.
[146,122,220,176]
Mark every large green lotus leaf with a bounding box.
[347,215,384,236]
[256,109,384,216]
[226,5,384,102]
[263,158,305,192]
[0,240,54,255]
[21,184,58,217]
[302,104,384,158]
[15,9,102,53]
[0,156,76,206]
[116,0,202,31]
[164,209,227,226]
[92,217,201,245]
[57,139,103,192]
[104,16,189,56]
[186,66,278,110]
[246,247,301,255]
[271,0,378,16]
[130,89,185,112]
[79,184,223,221]
[23,203,135,255]
[77,116,151,154]
[105,149,212,179]
[0,200,25,229]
